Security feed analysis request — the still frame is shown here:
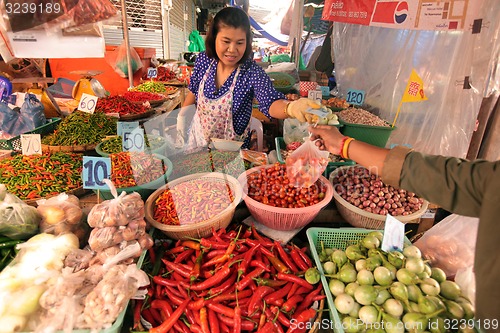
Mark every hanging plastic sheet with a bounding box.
[330,0,500,157]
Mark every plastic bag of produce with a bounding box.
[87,190,144,228]
[111,41,143,78]
[283,118,309,145]
[37,193,86,238]
[0,184,41,239]
[415,214,478,277]
[285,138,329,188]
[87,220,147,252]
[20,93,46,130]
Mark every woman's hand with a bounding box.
[308,124,345,155]
[286,98,322,123]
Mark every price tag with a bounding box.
[123,127,145,152]
[305,107,330,118]
[117,121,139,137]
[346,89,365,106]
[21,134,41,155]
[308,90,322,104]
[147,67,158,79]
[381,214,405,252]
[77,93,98,114]
[82,156,111,189]
[319,86,330,96]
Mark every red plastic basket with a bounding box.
[237,165,334,231]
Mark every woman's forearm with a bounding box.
[269,99,290,119]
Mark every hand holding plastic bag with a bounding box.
[285,138,329,188]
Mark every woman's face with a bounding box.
[215,25,247,68]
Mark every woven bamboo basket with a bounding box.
[145,172,242,240]
[330,166,428,229]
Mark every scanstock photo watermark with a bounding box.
[289,318,427,331]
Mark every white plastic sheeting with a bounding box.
[331,1,500,157]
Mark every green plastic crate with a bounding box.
[338,119,395,148]
[306,227,410,333]
[274,136,355,178]
[0,117,61,151]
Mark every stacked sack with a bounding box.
[86,192,153,265]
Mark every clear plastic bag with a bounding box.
[36,193,87,244]
[87,220,147,252]
[87,191,144,228]
[285,138,329,188]
[283,118,309,145]
[455,266,476,306]
[415,214,478,277]
[111,41,143,78]
[0,184,40,239]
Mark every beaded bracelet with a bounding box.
[342,137,356,159]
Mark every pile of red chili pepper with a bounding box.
[123,91,165,103]
[153,179,235,225]
[0,152,83,200]
[136,226,324,333]
[110,152,167,188]
[95,95,149,117]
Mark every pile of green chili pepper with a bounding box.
[0,236,23,271]
[42,111,117,146]
[100,135,165,154]
[110,152,167,188]
[171,149,250,179]
[132,81,166,93]
[0,153,83,200]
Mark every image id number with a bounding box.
[5,1,62,14]
[442,319,498,331]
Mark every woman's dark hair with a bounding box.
[205,7,253,63]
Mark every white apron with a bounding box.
[187,61,250,150]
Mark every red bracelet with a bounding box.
[338,136,349,156]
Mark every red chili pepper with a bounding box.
[282,294,303,312]
[271,306,291,328]
[133,300,143,329]
[247,286,274,314]
[277,273,314,290]
[216,314,255,331]
[199,307,210,333]
[208,308,220,333]
[148,248,156,265]
[162,259,191,279]
[238,243,261,278]
[294,245,313,268]
[189,262,232,291]
[241,226,252,238]
[266,255,289,274]
[294,284,323,314]
[289,248,309,271]
[174,249,195,263]
[220,321,231,333]
[274,241,299,273]
[153,275,179,287]
[264,282,293,305]
[163,286,185,306]
[251,227,274,247]
[287,308,316,333]
[181,240,201,251]
[207,302,235,317]
[236,267,265,291]
[211,289,252,303]
[151,299,185,333]
[257,321,276,333]
[141,308,158,327]
[208,271,237,296]
[150,299,189,333]
[206,249,228,259]
[167,246,186,254]
[250,259,271,272]
[264,308,285,333]
[190,324,203,333]
[187,297,206,311]
[233,305,241,333]
[255,278,288,288]
[190,251,204,281]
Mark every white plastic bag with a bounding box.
[415,214,478,277]
[455,266,476,306]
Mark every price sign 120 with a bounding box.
[82,157,111,189]
[78,93,98,114]
[346,89,365,106]
[21,134,41,156]
[123,127,145,152]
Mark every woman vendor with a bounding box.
[176,6,321,149]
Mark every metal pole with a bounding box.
[120,0,134,88]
